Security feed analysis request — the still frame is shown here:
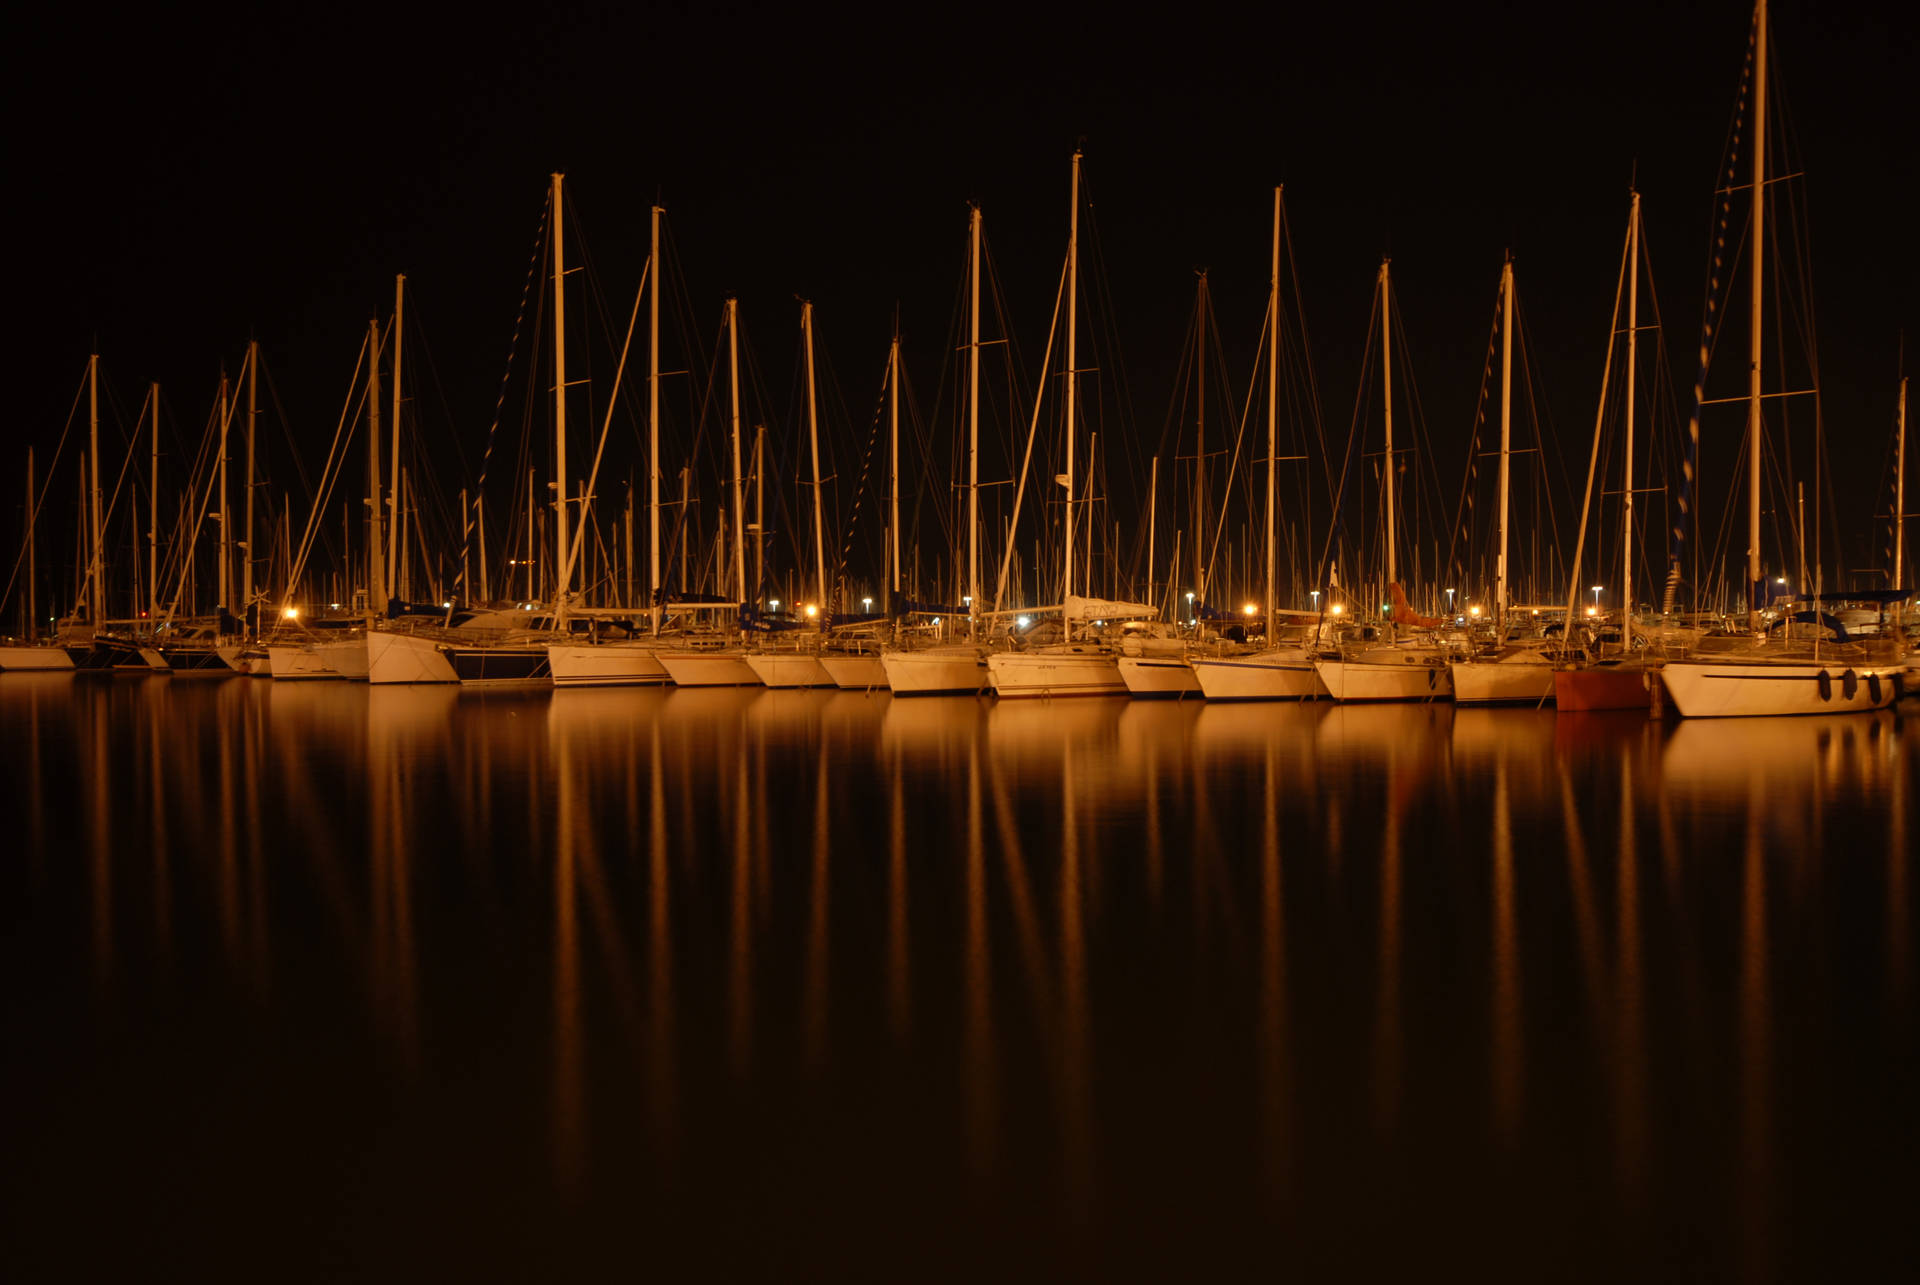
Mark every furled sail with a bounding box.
[1065,593,1160,623]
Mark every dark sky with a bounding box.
[15,0,1916,602]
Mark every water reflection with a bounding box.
[3,676,1913,1279]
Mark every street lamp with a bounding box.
[862,597,873,611]
[1310,589,1320,612]
[1591,585,1603,612]
[1445,587,1455,615]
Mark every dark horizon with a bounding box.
[13,0,1915,615]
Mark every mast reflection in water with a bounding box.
[2,676,1913,1278]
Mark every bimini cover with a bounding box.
[1066,593,1160,623]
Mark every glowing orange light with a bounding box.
[1330,603,1345,615]
[1242,603,1257,616]
[803,603,819,619]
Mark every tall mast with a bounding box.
[1265,187,1280,630]
[1064,149,1081,632]
[1148,457,1158,612]
[1746,0,1768,632]
[968,203,982,632]
[1622,194,1640,645]
[1896,374,1907,632]
[218,371,231,620]
[1379,259,1395,593]
[88,353,102,624]
[387,275,405,598]
[890,322,902,616]
[803,300,827,612]
[367,321,384,613]
[551,174,571,617]
[148,383,159,625]
[754,425,766,605]
[1497,254,1514,633]
[25,448,34,641]
[1195,271,1208,606]
[727,298,745,609]
[245,340,258,627]
[649,203,662,634]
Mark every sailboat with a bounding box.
[1191,187,1329,702]
[987,151,1155,699]
[1452,255,1556,704]
[657,294,762,687]
[1660,0,1898,717]
[882,204,997,696]
[1313,259,1456,703]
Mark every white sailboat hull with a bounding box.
[1660,660,1898,718]
[881,646,989,696]
[820,654,889,690]
[548,641,670,687]
[1449,659,1555,705]
[658,650,762,687]
[1190,651,1325,701]
[987,649,1126,699]
[367,630,459,685]
[1117,655,1200,697]
[0,645,76,671]
[744,652,834,688]
[268,642,340,680]
[1315,657,1453,703]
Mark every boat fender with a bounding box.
[1842,669,1858,701]
[1817,669,1832,701]
[1867,671,1882,704]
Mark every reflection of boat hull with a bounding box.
[659,650,762,687]
[1554,664,1650,712]
[1315,657,1452,702]
[444,646,551,686]
[548,642,670,686]
[0,645,76,671]
[1451,659,1555,705]
[1661,660,1898,717]
[1117,655,1199,697]
[882,646,988,695]
[745,651,833,688]
[368,630,458,684]
[988,648,1126,698]
[820,654,889,690]
[1191,651,1324,700]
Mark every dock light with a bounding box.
[1775,576,1787,586]
[1243,603,1257,616]
[770,599,780,611]
[442,601,451,609]
[1330,603,1345,615]
[1586,605,1599,617]
[804,603,819,619]
[963,595,972,606]
[863,597,873,611]
[1445,587,1455,613]
[1016,615,1030,629]
[1591,585,1603,611]
[282,606,299,621]
[1468,604,1482,619]
[330,603,340,610]
[1311,590,1321,610]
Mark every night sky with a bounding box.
[15,0,1916,605]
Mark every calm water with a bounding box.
[2,676,1913,1279]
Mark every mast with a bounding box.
[1064,149,1081,635]
[245,341,258,628]
[890,323,902,615]
[1148,457,1158,613]
[727,298,745,610]
[968,203,982,633]
[476,492,489,603]
[803,300,827,613]
[649,203,662,634]
[1379,258,1396,594]
[1265,187,1279,630]
[1897,374,1908,632]
[754,425,766,605]
[551,174,571,618]
[1746,0,1768,632]
[387,275,405,598]
[88,354,102,625]
[1622,193,1640,645]
[367,320,385,614]
[148,383,159,625]
[25,448,34,641]
[1195,271,1208,606]
[1497,255,1514,634]
[218,371,231,620]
